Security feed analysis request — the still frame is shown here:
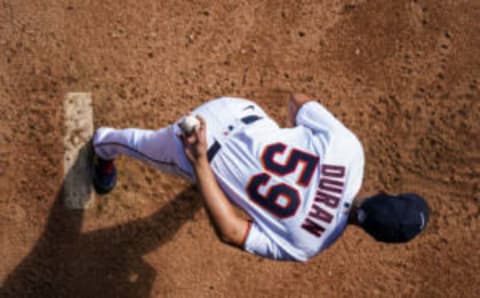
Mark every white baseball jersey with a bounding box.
[93,97,364,262]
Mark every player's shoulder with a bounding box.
[296,101,344,130]
[335,124,364,157]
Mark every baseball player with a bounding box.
[92,94,429,262]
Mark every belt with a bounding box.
[207,115,262,162]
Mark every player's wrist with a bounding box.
[192,155,210,169]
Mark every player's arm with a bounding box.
[288,93,316,126]
[181,116,250,247]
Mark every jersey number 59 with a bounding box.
[246,143,319,218]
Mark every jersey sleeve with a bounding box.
[243,222,292,261]
[295,101,343,134]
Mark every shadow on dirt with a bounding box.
[1,144,202,298]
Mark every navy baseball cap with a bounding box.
[356,193,429,243]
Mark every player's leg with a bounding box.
[91,96,267,193]
[93,125,194,181]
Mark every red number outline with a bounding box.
[247,143,320,218]
[261,142,319,186]
[246,173,301,219]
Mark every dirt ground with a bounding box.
[1,0,479,297]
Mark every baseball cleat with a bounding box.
[92,156,117,195]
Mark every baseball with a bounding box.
[179,115,200,136]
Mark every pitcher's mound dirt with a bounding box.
[1,1,479,297]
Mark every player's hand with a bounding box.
[180,116,208,166]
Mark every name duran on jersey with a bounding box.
[301,164,346,238]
